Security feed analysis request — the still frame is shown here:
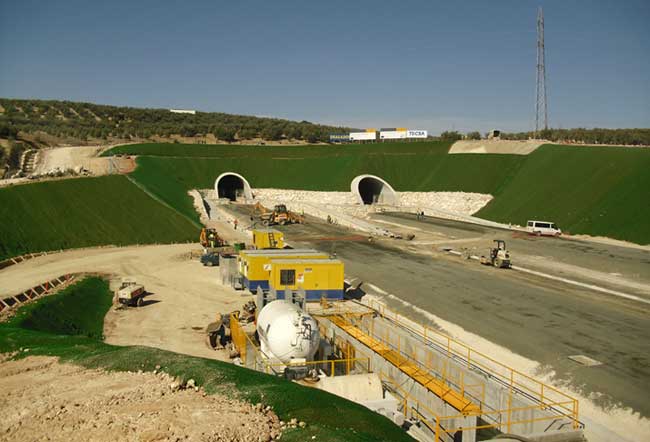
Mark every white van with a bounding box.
[527,220,561,236]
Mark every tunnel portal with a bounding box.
[214,172,253,201]
[350,175,399,206]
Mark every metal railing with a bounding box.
[381,371,580,442]
[229,312,371,376]
[363,299,580,431]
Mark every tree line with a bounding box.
[500,128,650,146]
[0,98,351,145]
[437,128,650,145]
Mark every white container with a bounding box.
[256,300,319,363]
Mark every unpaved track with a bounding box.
[34,145,135,176]
[220,206,650,422]
[0,244,251,360]
[0,356,280,442]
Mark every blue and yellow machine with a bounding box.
[238,249,329,292]
[269,258,344,301]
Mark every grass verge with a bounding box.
[0,175,198,260]
[0,277,413,442]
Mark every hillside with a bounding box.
[0,97,351,150]
[105,141,649,244]
[0,175,197,260]
[477,145,650,243]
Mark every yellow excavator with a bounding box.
[251,202,304,226]
[199,228,226,248]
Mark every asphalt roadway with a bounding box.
[239,209,650,420]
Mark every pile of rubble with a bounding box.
[253,188,493,218]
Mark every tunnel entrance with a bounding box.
[350,174,399,206]
[214,172,253,201]
[217,175,244,201]
[358,177,385,204]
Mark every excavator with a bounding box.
[251,202,304,226]
[199,228,226,248]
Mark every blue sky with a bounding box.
[1,0,648,134]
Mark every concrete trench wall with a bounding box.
[319,317,477,442]
[363,316,573,436]
[318,314,574,441]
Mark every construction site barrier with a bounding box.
[0,274,78,312]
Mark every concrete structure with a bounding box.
[214,172,253,201]
[313,306,580,442]
[351,174,399,205]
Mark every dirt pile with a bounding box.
[0,356,281,442]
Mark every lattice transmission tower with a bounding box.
[535,6,548,136]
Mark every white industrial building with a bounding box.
[343,128,428,143]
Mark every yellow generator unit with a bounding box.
[252,228,285,249]
[269,259,344,301]
[238,249,328,293]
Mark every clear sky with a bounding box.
[1,0,648,134]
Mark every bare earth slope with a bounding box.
[0,355,281,442]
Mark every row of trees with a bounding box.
[500,128,650,146]
[437,128,650,145]
[0,98,350,144]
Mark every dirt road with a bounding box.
[0,244,251,361]
[0,355,280,442]
[34,145,134,176]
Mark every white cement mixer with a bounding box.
[256,300,319,363]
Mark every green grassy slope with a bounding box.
[0,278,413,442]
[102,140,453,158]
[110,141,650,244]
[132,152,525,222]
[0,175,197,260]
[477,145,650,244]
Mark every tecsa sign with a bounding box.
[350,132,376,141]
[407,130,428,138]
[380,131,407,140]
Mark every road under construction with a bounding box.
[220,201,650,442]
[1,185,648,442]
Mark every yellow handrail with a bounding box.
[364,298,579,427]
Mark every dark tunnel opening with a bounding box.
[217,175,244,201]
[358,177,385,205]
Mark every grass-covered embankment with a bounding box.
[0,175,198,261]
[0,277,413,442]
[126,142,524,222]
[477,145,650,244]
[108,141,650,244]
[101,140,453,158]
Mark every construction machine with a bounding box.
[199,228,226,248]
[115,278,146,307]
[480,240,512,268]
[251,202,304,226]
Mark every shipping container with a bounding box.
[238,249,328,292]
[269,259,344,301]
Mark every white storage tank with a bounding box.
[256,300,319,363]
